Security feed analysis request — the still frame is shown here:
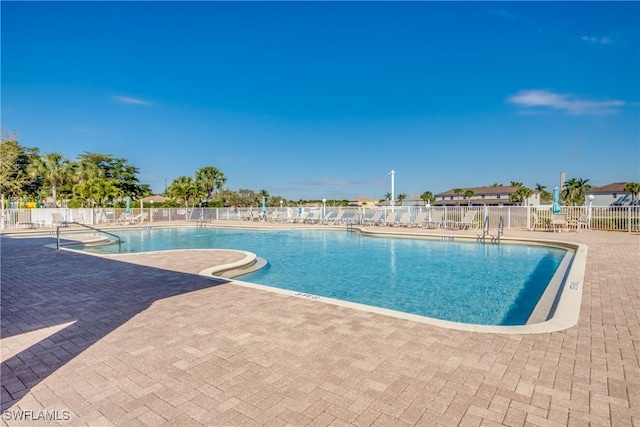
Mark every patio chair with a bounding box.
[17,210,35,229]
[568,214,589,232]
[51,213,67,228]
[426,210,445,228]
[550,213,568,232]
[398,212,412,227]
[328,210,345,225]
[454,211,478,230]
[384,211,398,226]
[365,211,384,226]
[530,212,548,230]
[411,211,428,228]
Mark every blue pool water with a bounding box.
[80,227,567,325]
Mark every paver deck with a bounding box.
[1,223,638,426]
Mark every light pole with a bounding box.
[588,194,594,228]
[389,170,396,211]
[322,198,326,219]
[280,199,283,211]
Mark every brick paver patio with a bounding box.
[1,223,638,426]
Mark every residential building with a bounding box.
[586,182,637,206]
[434,186,540,206]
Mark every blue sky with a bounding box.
[2,1,639,200]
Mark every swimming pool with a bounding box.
[79,227,569,326]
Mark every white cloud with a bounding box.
[581,35,614,45]
[507,90,627,116]
[114,95,153,106]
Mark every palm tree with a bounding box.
[563,177,591,205]
[463,189,474,206]
[167,176,203,211]
[397,193,406,205]
[29,152,71,207]
[510,181,523,188]
[420,191,435,206]
[195,166,226,202]
[624,182,640,204]
[535,183,552,203]
[453,188,463,204]
[510,187,534,206]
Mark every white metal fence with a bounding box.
[1,205,639,232]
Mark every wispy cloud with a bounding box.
[580,35,614,45]
[491,9,518,21]
[114,95,153,106]
[507,89,627,116]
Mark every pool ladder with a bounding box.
[477,216,503,244]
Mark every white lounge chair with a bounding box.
[551,213,568,232]
[397,212,412,227]
[426,210,445,228]
[411,211,428,228]
[384,211,398,226]
[455,211,478,230]
[568,214,589,232]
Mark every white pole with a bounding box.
[389,170,396,212]
[1,194,4,230]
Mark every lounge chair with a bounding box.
[397,212,412,227]
[530,212,548,230]
[384,211,398,226]
[306,210,322,224]
[568,214,589,232]
[328,210,345,225]
[17,210,35,229]
[51,213,67,228]
[426,210,445,228]
[411,211,428,228]
[365,211,384,226]
[454,211,478,230]
[295,211,310,223]
[550,213,568,232]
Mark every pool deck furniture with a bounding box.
[1,223,638,427]
[454,210,478,230]
[568,213,590,231]
[551,213,569,232]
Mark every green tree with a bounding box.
[535,183,552,203]
[624,182,640,204]
[195,166,227,202]
[0,134,39,198]
[463,189,475,206]
[563,177,591,205]
[167,176,203,211]
[397,193,406,205]
[453,188,463,203]
[29,152,72,207]
[510,186,534,206]
[420,191,435,206]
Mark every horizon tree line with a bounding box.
[3,133,639,209]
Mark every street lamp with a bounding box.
[322,198,326,219]
[588,194,594,228]
[280,199,283,211]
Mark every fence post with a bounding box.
[629,206,632,233]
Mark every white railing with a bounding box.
[1,205,638,232]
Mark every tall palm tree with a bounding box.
[195,166,226,202]
[563,177,591,205]
[29,152,71,207]
[397,193,406,205]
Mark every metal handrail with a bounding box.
[56,222,122,253]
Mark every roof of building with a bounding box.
[140,195,169,203]
[436,185,520,197]
[587,182,629,193]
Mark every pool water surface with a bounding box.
[80,227,567,326]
